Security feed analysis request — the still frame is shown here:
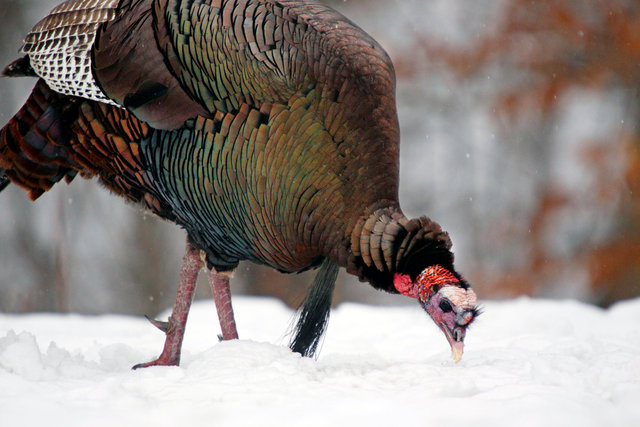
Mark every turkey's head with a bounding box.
[394,265,478,362]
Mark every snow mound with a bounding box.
[1,296,639,426]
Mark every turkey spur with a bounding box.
[0,0,479,366]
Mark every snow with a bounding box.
[1,297,639,426]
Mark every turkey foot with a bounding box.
[132,243,202,369]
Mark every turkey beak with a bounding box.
[441,324,465,363]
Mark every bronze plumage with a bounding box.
[0,0,478,365]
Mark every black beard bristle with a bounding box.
[289,259,339,358]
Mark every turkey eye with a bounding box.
[439,299,453,313]
[430,285,439,295]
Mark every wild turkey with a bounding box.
[0,0,478,366]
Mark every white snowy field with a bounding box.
[1,297,639,427]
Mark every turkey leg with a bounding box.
[132,244,202,369]
[209,270,239,340]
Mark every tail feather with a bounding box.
[1,77,158,206]
[0,79,78,199]
[289,258,339,358]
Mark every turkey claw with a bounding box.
[145,315,169,333]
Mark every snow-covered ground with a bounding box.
[1,297,639,426]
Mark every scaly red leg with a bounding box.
[209,270,239,340]
[133,244,203,369]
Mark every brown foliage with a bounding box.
[424,0,640,304]
[424,0,640,111]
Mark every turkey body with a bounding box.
[5,0,402,276]
[0,0,477,364]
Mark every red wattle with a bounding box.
[393,273,418,298]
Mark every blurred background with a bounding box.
[1,0,638,316]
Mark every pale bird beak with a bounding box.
[451,340,464,363]
[440,323,465,363]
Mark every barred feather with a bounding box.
[23,0,120,104]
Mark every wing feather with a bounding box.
[22,0,120,104]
